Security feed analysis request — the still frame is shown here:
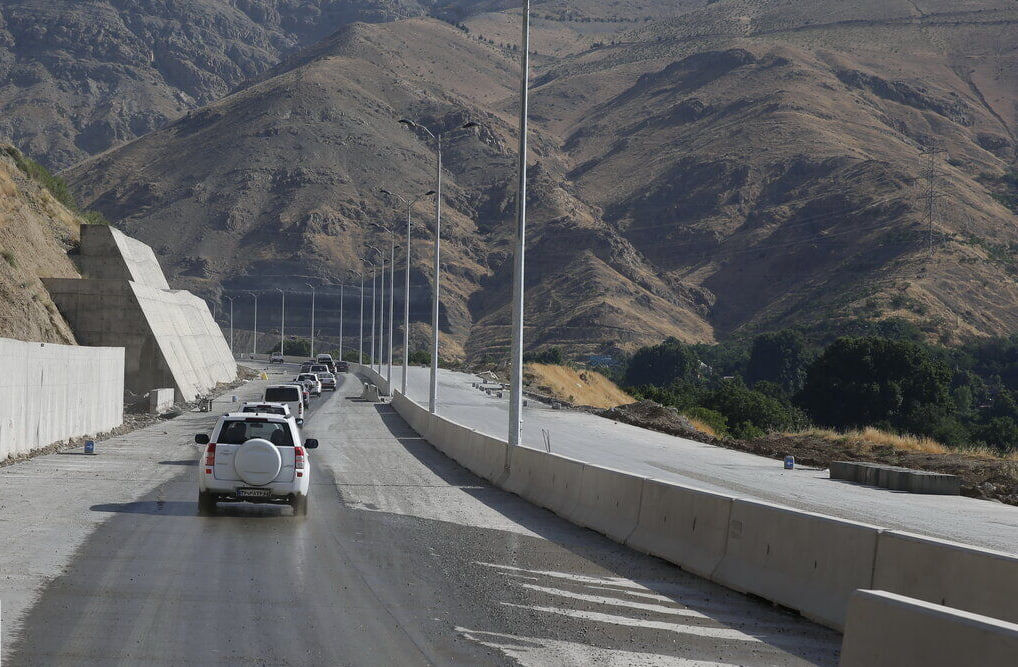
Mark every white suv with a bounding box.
[295,372,322,396]
[195,412,318,515]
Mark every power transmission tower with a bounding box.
[918,145,947,258]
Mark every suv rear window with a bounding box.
[310,365,328,373]
[217,419,294,446]
[242,405,286,415]
[265,387,300,402]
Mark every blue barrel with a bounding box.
[84,440,95,455]
[784,455,794,470]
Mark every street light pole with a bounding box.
[378,254,385,374]
[398,119,477,413]
[248,292,258,357]
[381,189,436,395]
[387,236,395,385]
[358,272,364,364]
[275,288,285,357]
[509,0,531,447]
[225,296,235,355]
[306,282,316,359]
[339,282,344,361]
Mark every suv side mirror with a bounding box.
[195,433,210,445]
[304,438,319,449]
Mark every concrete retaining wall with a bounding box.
[840,590,1018,667]
[0,337,124,459]
[387,389,1015,634]
[873,531,1018,624]
[45,226,235,402]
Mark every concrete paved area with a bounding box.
[1,367,840,665]
[391,365,1018,554]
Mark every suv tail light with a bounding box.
[295,446,305,472]
[204,443,216,473]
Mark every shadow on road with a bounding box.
[90,499,291,518]
[370,402,840,665]
[159,459,198,466]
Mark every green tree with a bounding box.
[706,379,803,434]
[798,337,951,432]
[624,337,700,387]
[746,330,809,393]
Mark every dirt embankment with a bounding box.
[601,400,1018,506]
[524,363,634,409]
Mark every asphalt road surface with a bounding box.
[4,368,839,665]
[389,364,1018,554]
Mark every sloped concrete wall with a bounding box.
[79,225,169,289]
[45,226,235,402]
[0,337,123,460]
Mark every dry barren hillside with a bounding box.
[64,0,1018,360]
[0,146,80,343]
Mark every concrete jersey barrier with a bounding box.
[712,498,881,630]
[839,589,1018,667]
[872,530,1018,624]
[626,480,735,580]
[388,388,1015,634]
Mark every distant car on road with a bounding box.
[269,352,285,363]
[195,412,318,515]
[296,373,322,396]
[319,372,337,391]
[262,384,305,425]
[300,361,314,373]
[309,364,329,376]
[336,361,349,373]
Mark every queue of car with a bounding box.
[194,354,349,516]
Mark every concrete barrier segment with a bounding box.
[712,499,881,630]
[873,530,1018,624]
[839,589,1018,667]
[626,480,735,580]
[571,463,645,543]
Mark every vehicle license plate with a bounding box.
[237,488,271,498]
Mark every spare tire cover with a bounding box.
[234,438,282,486]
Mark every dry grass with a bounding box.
[525,363,634,409]
[787,426,1018,461]
[686,417,719,438]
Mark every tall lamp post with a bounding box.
[306,282,316,359]
[224,296,235,355]
[380,188,435,394]
[397,118,478,413]
[248,291,258,357]
[358,271,364,364]
[372,221,397,386]
[338,282,344,361]
[367,246,381,368]
[275,288,285,358]
[509,0,531,446]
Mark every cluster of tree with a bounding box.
[524,347,564,365]
[618,322,1018,454]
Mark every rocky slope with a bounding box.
[62,0,1018,360]
[0,146,80,343]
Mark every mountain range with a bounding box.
[3,0,1018,359]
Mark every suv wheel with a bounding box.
[198,491,217,514]
[290,494,309,516]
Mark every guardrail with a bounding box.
[385,388,1018,637]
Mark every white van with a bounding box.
[263,384,305,425]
